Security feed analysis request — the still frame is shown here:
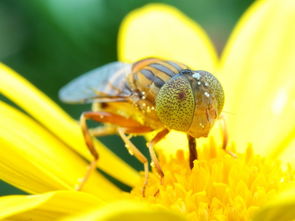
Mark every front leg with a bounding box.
[146,129,169,179]
[125,127,170,196]
[117,128,149,196]
[187,135,197,169]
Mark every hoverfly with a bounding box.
[59,58,225,194]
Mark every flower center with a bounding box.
[129,136,295,220]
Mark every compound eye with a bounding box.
[155,75,195,131]
[192,70,224,115]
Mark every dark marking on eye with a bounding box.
[178,91,186,100]
[101,103,109,109]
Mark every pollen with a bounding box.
[129,136,295,221]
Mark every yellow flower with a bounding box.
[1,0,295,220]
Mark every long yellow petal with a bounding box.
[62,200,187,221]
[118,3,217,71]
[0,63,140,186]
[0,191,103,220]
[220,0,295,158]
[0,101,119,199]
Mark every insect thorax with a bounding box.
[125,58,189,129]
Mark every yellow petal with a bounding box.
[0,63,140,186]
[118,3,217,71]
[220,0,295,158]
[0,101,119,199]
[252,186,295,221]
[62,200,187,221]
[0,191,103,220]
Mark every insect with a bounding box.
[59,58,225,194]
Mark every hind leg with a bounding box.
[78,111,153,191]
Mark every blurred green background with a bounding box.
[0,0,253,195]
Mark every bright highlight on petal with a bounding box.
[62,200,186,221]
[118,3,218,71]
[0,191,103,220]
[271,89,288,116]
[0,63,140,187]
[220,0,295,159]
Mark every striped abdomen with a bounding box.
[127,58,188,103]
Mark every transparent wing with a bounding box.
[59,62,132,104]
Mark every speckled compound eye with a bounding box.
[193,70,224,115]
[186,70,224,138]
[155,74,195,131]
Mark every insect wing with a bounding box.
[59,62,132,103]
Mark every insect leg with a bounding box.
[220,115,237,158]
[146,129,169,179]
[79,111,153,194]
[145,129,169,196]
[90,125,117,137]
[117,128,149,197]
[78,111,139,191]
[187,135,197,169]
[78,112,100,191]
